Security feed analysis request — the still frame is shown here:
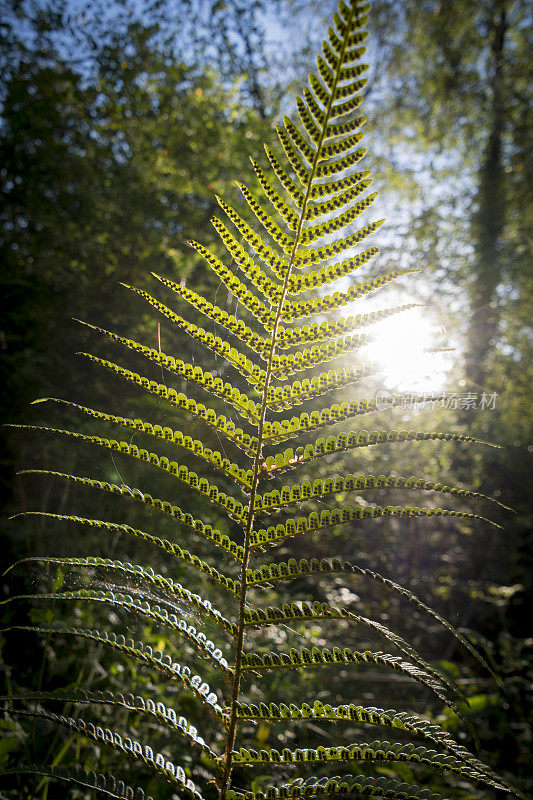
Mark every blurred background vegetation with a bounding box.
[1,0,531,797]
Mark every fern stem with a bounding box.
[218,6,360,796]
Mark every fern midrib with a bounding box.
[219,6,362,796]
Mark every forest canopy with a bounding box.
[1,1,531,798]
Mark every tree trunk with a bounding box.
[464,1,507,391]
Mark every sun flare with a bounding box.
[364,307,451,393]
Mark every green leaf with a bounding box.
[2,625,226,720]
[251,503,498,551]
[8,708,203,795]
[121,282,266,385]
[212,215,282,305]
[0,764,156,799]
[265,362,379,411]
[270,332,372,380]
[263,145,305,208]
[5,689,218,758]
[10,511,243,578]
[262,429,502,476]
[263,392,462,443]
[226,773,444,799]
[304,174,371,221]
[9,423,254,492]
[245,555,499,682]
[241,642,461,714]
[299,191,377,244]
[231,184,295,255]
[6,1,514,797]
[231,738,505,791]
[283,269,412,316]
[17,471,246,557]
[151,272,271,356]
[256,471,504,514]
[75,322,261,422]
[250,158,300,230]
[3,582,237,640]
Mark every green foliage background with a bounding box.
[1,0,531,797]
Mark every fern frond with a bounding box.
[266,362,378,411]
[208,202,290,279]
[10,511,242,581]
[331,91,368,119]
[304,175,372,220]
[271,332,372,380]
[18,471,246,558]
[2,625,226,719]
[275,125,311,185]
[275,304,422,349]
[307,168,371,202]
[226,774,442,800]
[10,423,253,492]
[0,765,154,799]
[263,145,305,207]
[235,699,451,742]
[281,269,415,322]
[76,323,261,419]
[241,600,464,708]
[299,191,377,244]
[251,503,497,550]
[3,583,237,639]
[241,645,456,712]
[262,429,503,479]
[8,708,203,793]
[245,556,499,680]
[321,35,366,70]
[10,552,239,608]
[7,1,512,797]
[230,185,295,256]
[336,2,369,33]
[263,393,463,443]
[314,145,368,179]
[327,18,368,52]
[151,272,271,356]
[326,116,367,142]
[256,471,503,514]
[293,218,384,267]
[301,86,326,127]
[120,283,267,385]
[9,554,237,643]
[306,74,331,112]
[249,158,300,230]
[6,689,218,757]
[286,245,377,294]
[281,116,316,164]
[295,97,322,144]
[212,216,282,305]
[232,740,503,791]
[233,697,509,790]
[316,54,368,94]
[189,238,278,324]
[321,128,366,158]
[33,394,258,455]
[78,351,260,428]
[22,453,249,522]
